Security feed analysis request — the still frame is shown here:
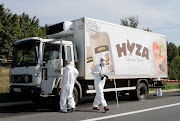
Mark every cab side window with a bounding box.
[50,44,59,60]
[43,43,50,61]
[43,44,60,61]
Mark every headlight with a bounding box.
[24,75,29,83]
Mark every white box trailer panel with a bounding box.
[84,18,167,79]
[66,18,85,78]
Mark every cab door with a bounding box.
[41,43,62,94]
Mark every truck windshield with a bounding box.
[12,40,39,67]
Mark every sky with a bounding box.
[1,0,180,46]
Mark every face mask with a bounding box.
[101,61,106,66]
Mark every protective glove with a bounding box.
[101,74,109,80]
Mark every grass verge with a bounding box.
[0,66,10,93]
[163,81,180,90]
[149,81,180,91]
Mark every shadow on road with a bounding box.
[0,103,59,113]
[0,95,135,114]
[0,91,179,115]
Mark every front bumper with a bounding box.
[10,85,41,95]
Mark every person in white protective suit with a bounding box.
[60,60,79,113]
[91,57,110,111]
[153,77,163,96]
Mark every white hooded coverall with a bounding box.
[60,65,79,112]
[91,60,108,108]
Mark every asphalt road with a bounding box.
[0,90,180,121]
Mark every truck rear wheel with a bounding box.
[130,83,147,100]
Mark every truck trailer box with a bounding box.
[52,17,167,80]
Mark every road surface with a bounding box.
[0,90,180,121]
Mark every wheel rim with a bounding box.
[73,91,76,100]
[139,87,145,99]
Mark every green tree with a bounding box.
[178,46,180,56]
[120,15,139,28]
[167,42,178,64]
[0,4,12,59]
[0,4,47,60]
[167,42,180,80]
[168,56,180,80]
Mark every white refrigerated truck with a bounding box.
[10,17,167,103]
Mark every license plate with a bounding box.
[14,88,21,92]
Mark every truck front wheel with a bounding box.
[73,87,79,104]
[130,83,147,100]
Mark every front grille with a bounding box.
[12,75,32,83]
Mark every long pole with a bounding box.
[112,65,119,108]
[113,76,119,108]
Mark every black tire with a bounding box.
[130,83,147,100]
[73,87,79,104]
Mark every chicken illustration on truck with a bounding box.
[10,17,167,103]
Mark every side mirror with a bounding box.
[36,46,39,58]
[35,41,40,59]
[43,58,48,66]
[43,61,46,66]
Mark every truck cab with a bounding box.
[10,37,77,100]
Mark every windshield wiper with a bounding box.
[18,56,24,65]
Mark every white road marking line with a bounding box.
[81,103,180,121]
